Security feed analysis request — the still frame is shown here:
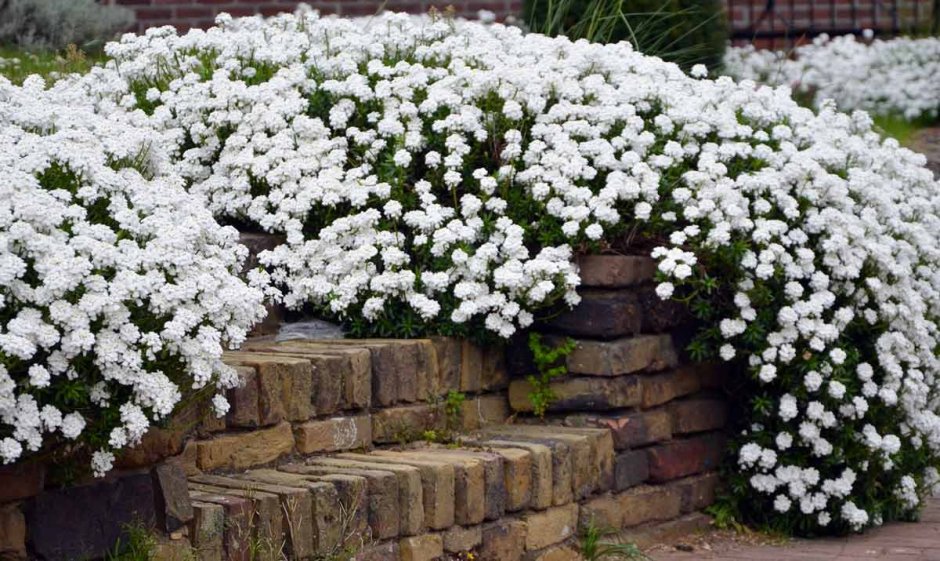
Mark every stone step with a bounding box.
[182,424,722,561]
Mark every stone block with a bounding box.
[470,439,553,511]
[443,525,482,553]
[294,415,372,454]
[488,426,597,500]
[509,376,641,412]
[637,285,691,332]
[422,448,506,521]
[414,339,439,400]
[579,493,622,530]
[400,533,443,561]
[576,255,656,287]
[224,353,313,424]
[460,340,485,392]
[524,504,578,550]
[460,394,511,430]
[671,472,721,513]
[0,503,26,561]
[618,485,683,527]
[488,447,532,511]
[614,451,649,491]
[481,519,526,561]
[0,462,44,504]
[546,290,642,339]
[646,433,725,482]
[481,429,573,507]
[561,409,672,449]
[430,336,462,395]
[481,345,509,390]
[641,366,702,409]
[153,463,194,533]
[525,544,582,561]
[188,483,283,554]
[371,403,445,444]
[188,491,252,561]
[226,365,261,428]
[354,541,399,561]
[671,397,728,434]
[566,335,679,377]
[195,422,294,472]
[190,501,224,561]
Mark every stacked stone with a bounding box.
[508,255,729,541]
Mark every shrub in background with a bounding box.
[0,0,133,51]
[523,0,728,70]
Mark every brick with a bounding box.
[614,450,649,491]
[224,353,313,424]
[671,397,728,434]
[280,463,399,540]
[618,485,683,527]
[546,290,642,339]
[153,463,194,532]
[671,472,721,513]
[414,339,439,400]
[195,422,294,471]
[443,525,482,553]
[562,409,672,449]
[307,457,424,536]
[460,394,510,430]
[354,541,400,561]
[294,415,372,454]
[189,475,314,559]
[576,255,656,287]
[371,403,445,444]
[490,426,599,499]
[480,429,574,507]
[481,345,509,390]
[637,285,691,332]
[460,339,484,392]
[566,335,678,376]
[0,503,26,561]
[646,433,725,482]
[471,439,553,510]
[481,519,526,561]
[0,462,44,503]
[580,493,622,530]
[340,451,455,530]
[190,501,224,561]
[509,375,641,412]
[226,365,261,427]
[488,447,532,511]
[524,504,578,550]
[430,336,462,394]
[641,366,702,408]
[400,533,443,561]
[187,491,252,561]
[189,483,283,552]
[422,448,506,520]
[525,544,582,561]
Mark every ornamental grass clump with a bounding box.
[725,33,940,122]
[7,10,940,534]
[0,76,266,475]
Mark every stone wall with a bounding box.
[0,253,730,561]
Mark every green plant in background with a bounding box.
[0,44,101,84]
[579,520,648,560]
[526,333,577,417]
[423,390,467,444]
[0,0,133,52]
[524,0,728,70]
[104,522,159,561]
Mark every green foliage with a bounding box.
[104,522,159,561]
[423,390,467,444]
[523,0,728,70]
[0,0,133,51]
[578,520,648,560]
[526,333,577,417]
[0,44,100,84]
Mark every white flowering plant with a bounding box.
[0,77,266,476]
[725,32,940,122]
[4,8,940,534]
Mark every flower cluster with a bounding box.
[725,32,940,121]
[3,9,940,533]
[0,77,265,475]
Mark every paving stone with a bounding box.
[443,525,482,553]
[280,463,399,540]
[0,503,26,561]
[224,353,313,424]
[646,433,725,482]
[546,289,642,339]
[618,484,683,527]
[188,491,252,561]
[481,519,526,561]
[509,375,642,412]
[400,533,443,561]
[641,366,703,409]
[294,415,372,454]
[0,462,44,503]
[190,501,224,561]
[671,397,729,434]
[188,483,283,554]
[25,473,156,561]
[195,421,294,471]
[340,451,456,530]
[576,255,656,287]
[614,450,650,491]
[153,463,194,532]
[189,474,314,559]
[307,457,424,536]
[566,335,679,377]
[524,504,579,550]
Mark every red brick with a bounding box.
[671,397,728,434]
[576,255,656,287]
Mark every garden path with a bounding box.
[651,497,940,560]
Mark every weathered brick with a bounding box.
[618,485,683,527]
[509,376,641,412]
[0,462,44,503]
[224,353,313,424]
[226,365,261,428]
[371,341,420,405]
[460,394,510,430]
[354,541,400,561]
[340,451,456,530]
[637,285,692,332]
[423,448,506,521]
[576,255,656,287]
[480,428,574,507]
[400,533,443,561]
[671,472,721,513]
[443,525,482,553]
[481,519,526,561]
[195,422,294,472]
[614,450,650,491]
[378,450,485,526]
[488,447,532,511]
[646,433,725,482]
[294,415,372,454]
[414,339,439,400]
[546,290,642,339]
[460,339,485,392]
[524,504,578,550]
[371,403,445,444]
[153,463,194,533]
[525,544,582,561]
[188,491,251,561]
[671,397,728,434]
[641,366,702,409]
[430,336,462,395]
[562,409,672,449]
[190,501,224,561]
[471,439,553,510]
[189,483,283,552]
[307,457,424,536]
[566,335,679,376]
[481,345,509,390]
[579,493,622,530]
[0,503,26,561]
